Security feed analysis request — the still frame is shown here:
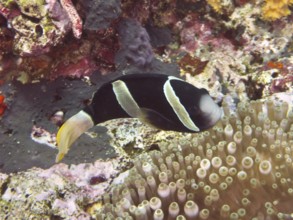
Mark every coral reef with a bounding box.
[96,98,293,219]
[205,0,293,21]
[120,0,150,24]
[0,0,292,84]
[255,58,293,96]
[6,0,81,56]
[206,0,222,12]
[11,14,64,56]
[0,157,132,219]
[14,0,47,18]
[174,13,235,56]
[178,54,209,76]
[0,0,120,80]
[101,118,168,158]
[237,14,293,62]
[205,0,234,14]
[174,2,293,102]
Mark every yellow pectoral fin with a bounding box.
[55,110,94,163]
[55,152,65,163]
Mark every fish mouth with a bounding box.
[198,94,223,130]
[207,105,223,128]
[55,110,94,163]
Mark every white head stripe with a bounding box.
[163,77,200,132]
[112,80,141,118]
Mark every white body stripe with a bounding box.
[168,76,184,81]
[112,80,141,117]
[163,77,200,132]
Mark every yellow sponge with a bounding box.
[262,0,293,20]
[206,0,223,13]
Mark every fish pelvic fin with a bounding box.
[138,108,180,131]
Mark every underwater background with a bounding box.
[0,0,293,219]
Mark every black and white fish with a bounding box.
[56,73,222,162]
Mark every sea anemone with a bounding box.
[94,98,293,219]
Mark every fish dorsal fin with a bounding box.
[112,80,141,118]
[163,76,200,132]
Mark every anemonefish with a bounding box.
[55,73,222,162]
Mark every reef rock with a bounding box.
[0,157,132,219]
[83,0,121,31]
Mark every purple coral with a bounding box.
[115,18,154,67]
[46,0,72,33]
[83,0,121,31]
[46,0,83,39]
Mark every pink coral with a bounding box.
[0,3,10,19]
[50,57,96,79]
[45,0,71,33]
[0,3,20,20]
[60,0,83,39]
[45,0,82,38]
[176,14,234,54]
